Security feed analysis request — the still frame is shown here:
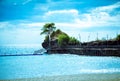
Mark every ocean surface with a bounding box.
[0,44,42,55]
[0,45,120,80]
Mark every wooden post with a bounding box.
[79,34,81,47]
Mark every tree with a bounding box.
[40,23,56,35]
[58,34,69,47]
[40,23,56,49]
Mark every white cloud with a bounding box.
[91,2,120,12]
[19,22,44,28]
[34,4,49,11]
[0,22,15,30]
[41,2,120,28]
[43,9,79,22]
[85,2,120,26]
[0,21,44,45]
[45,9,79,16]
[1,1,120,31]
[55,22,92,29]
[1,2,120,44]
[0,21,44,31]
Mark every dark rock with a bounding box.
[42,38,120,57]
[42,42,49,49]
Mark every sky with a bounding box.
[0,0,120,46]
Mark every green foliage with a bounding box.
[44,35,49,42]
[58,34,69,47]
[69,37,80,44]
[116,34,120,41]
[41,23,56,46]
[41,23,80,47]
[56,29,62,34]
[50,29,68,38]
[40,23,56,35]
[53,29,63,37]
[50,29,62,38]
[50,31,56,38]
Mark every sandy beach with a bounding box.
[1,73,120,81]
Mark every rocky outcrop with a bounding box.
[42,41,49,49]
[41,27,120,57]
[42,39,120,57]
[82,40,120,46]
[42,39,59,50]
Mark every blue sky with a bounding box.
[0,0,120,45]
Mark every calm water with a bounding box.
[0,45,120,80]
[0,44,42,55]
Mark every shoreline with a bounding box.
[1,73,120,81]
[47,46,120,57]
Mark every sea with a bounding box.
[0,44,120,80]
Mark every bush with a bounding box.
[69,37,80,45]
[116,34,120,41]
[50,29,67,39]
[56,29,62,35]
[58,34,69,47]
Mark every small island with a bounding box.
[41,23,120,57]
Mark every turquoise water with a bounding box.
[0,45,120,80]
[0,54,120,80]
[0,44,41,55]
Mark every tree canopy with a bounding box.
[40,23,56,35]
[41,23,80,48]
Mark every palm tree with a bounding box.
[40,23,56,50]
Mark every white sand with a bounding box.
[1,73,120,81]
